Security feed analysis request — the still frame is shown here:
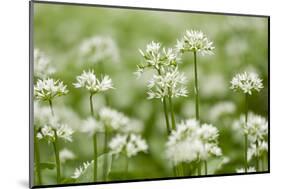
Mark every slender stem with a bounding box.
[103,127,108,181]
[34,130,42,185]
[48,100,54,116]
[244,94,249,172]
[93,134,98,182]
[255,141,260,172]
[193,51,200,121]
[125,155,129,179]
[163,97,171,135]
[90,93,94,117]
[197,161,201,176]
[204,160,208,175]
[168,93,176,130]
[53,131,61,183]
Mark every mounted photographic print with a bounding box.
[29,1,270,188]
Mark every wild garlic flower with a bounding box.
[81,117,103,136]
[73,70,113,94]
[99,107,129,131]
[147,67,188,99]
[109,134,148,158]
[209,101,236,122]
[34,78,68,101]
[37,121,74,143]
[176,30,214,56]
[230,72,263,95]
[34,48,55,78]
[136,41,180,77]
[248,141,268,161]
[59,148,76,163]
[166,119,222,165]
[71,161,92,179]
[233,113,268,143]
[236,166,256,173]
[79,36,119,64]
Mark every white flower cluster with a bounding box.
[147,68,188,99]
[73,70,113,94]
[81,117,103,136]
[233,113,268,161]
[34,78,68,101]
[176,30,215,56]
[34,48,55,78]
[109,134,148,158]
[136,41,180,77]
[59,148,76,163]
[208,101,236,121]
[79,36,119,64]
[71,161,92,179]
[37,119,74,143]
[99,107,143,133]
[230,72,263,95]
[166,119,222,165]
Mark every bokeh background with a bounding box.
[33,2,269,185]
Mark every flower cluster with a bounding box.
[136,41,180,77]
[59,148,76,163]
[79,36,119,64]
[176,30,215,56]
[233,113,268,161]
[147,67,188,99]
[99,107,143,133]
[109,134,148,158]
[71,161,92,179]
[34,78,68,101]
[34,48,55,78]
[81,117,103,137]
[230,72,263,95]
[37,119,74,143]
[166,119,222,165]
[73,70,113,94]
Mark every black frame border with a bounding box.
[29,0,270,188]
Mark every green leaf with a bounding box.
[207,156,230,174]
[75,153,112,183]
[39,162,56,170]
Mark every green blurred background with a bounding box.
[33,2,269,185]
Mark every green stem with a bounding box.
[125,155,129,179]
[163,97,171,135]
[204,160,208,175]
[48,100,54,116]
[53,131,61,183]
[93,134,98,182]
[197,161,201,176]
[193,51,200,121]
[34,130,42,185]
[103,127,108,181]
[168,94,176,130]
[90,93,94,117]
[244,94,248,173]
[255,141,259,172]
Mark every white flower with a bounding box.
[233,113,268,143]
[209,101,236,121]
[73,70,113,94]
[71,161,92,179]
[34,78,68,101]
[81,117,103,136]
[59,148,76,163]
[99,107,129,131]
[34,101,53,126]
[230,72,263,95]
[166,119,222,165]
[109,134,148,158]
[176,30,215,56]
[109,134,128,156]
[56,124,74,142]
[137,41,180,76]
[34,48,55,78]
[79,36,119,64]
[248,141,268,161]
[147,67,188,99]
[236,166,256,173]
